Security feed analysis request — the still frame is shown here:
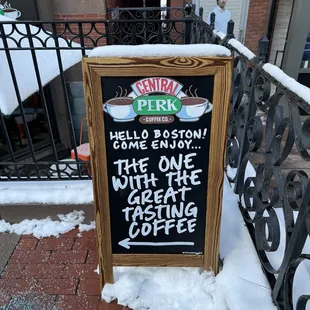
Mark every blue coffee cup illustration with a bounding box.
[176,97,212,122]
[103,97,137,122]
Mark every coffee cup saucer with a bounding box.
[113,117,136,122]
[179,117,200,122]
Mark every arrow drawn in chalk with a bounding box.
[118,238,194,249]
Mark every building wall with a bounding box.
[36,0,106,20]
[268,0,293,66]
[170,0,184,6]
[244,0,270,53]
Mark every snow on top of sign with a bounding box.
[0,210,95,238]
[88,44,231,58]
[228,39,256,60]
[263,63,310,105]
[0,14,84,115]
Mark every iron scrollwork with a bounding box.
[217,27,310,310]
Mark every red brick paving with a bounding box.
[86,250,99,265]
[0,230,130,310]
[16,237,38,251]
[37,237,75,251]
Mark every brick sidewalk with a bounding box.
[0,229,130,310]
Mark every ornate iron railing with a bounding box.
[106,6,185,20]
[0,11,194,181]
[198,13,310,310]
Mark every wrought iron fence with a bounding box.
[0,9,196,181]
[106,6,185,20]
[204,18,310,310]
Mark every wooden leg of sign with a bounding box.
[96,211,114,289]
[83,60,114,290]
[203,62,232,274]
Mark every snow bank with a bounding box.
[0,15,83,115]
[228,39,256,60]
[0,180,93,204]
[101,178,276,310]
[103,267,217,310]
[0,210,95,238]
[263,63,310,105]
[88,44,231,58]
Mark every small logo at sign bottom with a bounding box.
[139,115,175,124]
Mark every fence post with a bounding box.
[184,20,192,44]
[210,12,215,30]
[258,36,270,63]
[184,2,194,17]
[226,20,235,40]
[184,3,194,44]
[199,7,203,20]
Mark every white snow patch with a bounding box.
[0,180,93,204]
[0,210,95,238]
[103,267,217,310]
[101,178,276,310]
[226,165,237,180]
[263,63,310,105]
[88,44,231,58]
[0,15,84,115]
[228,39,256,60]
[79,221,96,232]
[213,30,226,41]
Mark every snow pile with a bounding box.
[263,63,310,105]
[0,15,84,115]
[228,39,256,60]
[0,210,95,238]
[79,221,96,232]
[103,268,217,310]
[88,44,231,58]
[101,178,276,310]
[0,180,93,204]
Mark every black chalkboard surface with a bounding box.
[102,76,214,255]
[83,55,232,285]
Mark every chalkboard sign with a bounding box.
[83,56,232,287]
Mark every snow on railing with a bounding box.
[212,30,310,109]
[263,63,310,105]
[227,39,256,61]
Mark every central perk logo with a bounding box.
[133,95,182,116]
[103,77,212,124]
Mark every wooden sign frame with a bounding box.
[82,56,232,288]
